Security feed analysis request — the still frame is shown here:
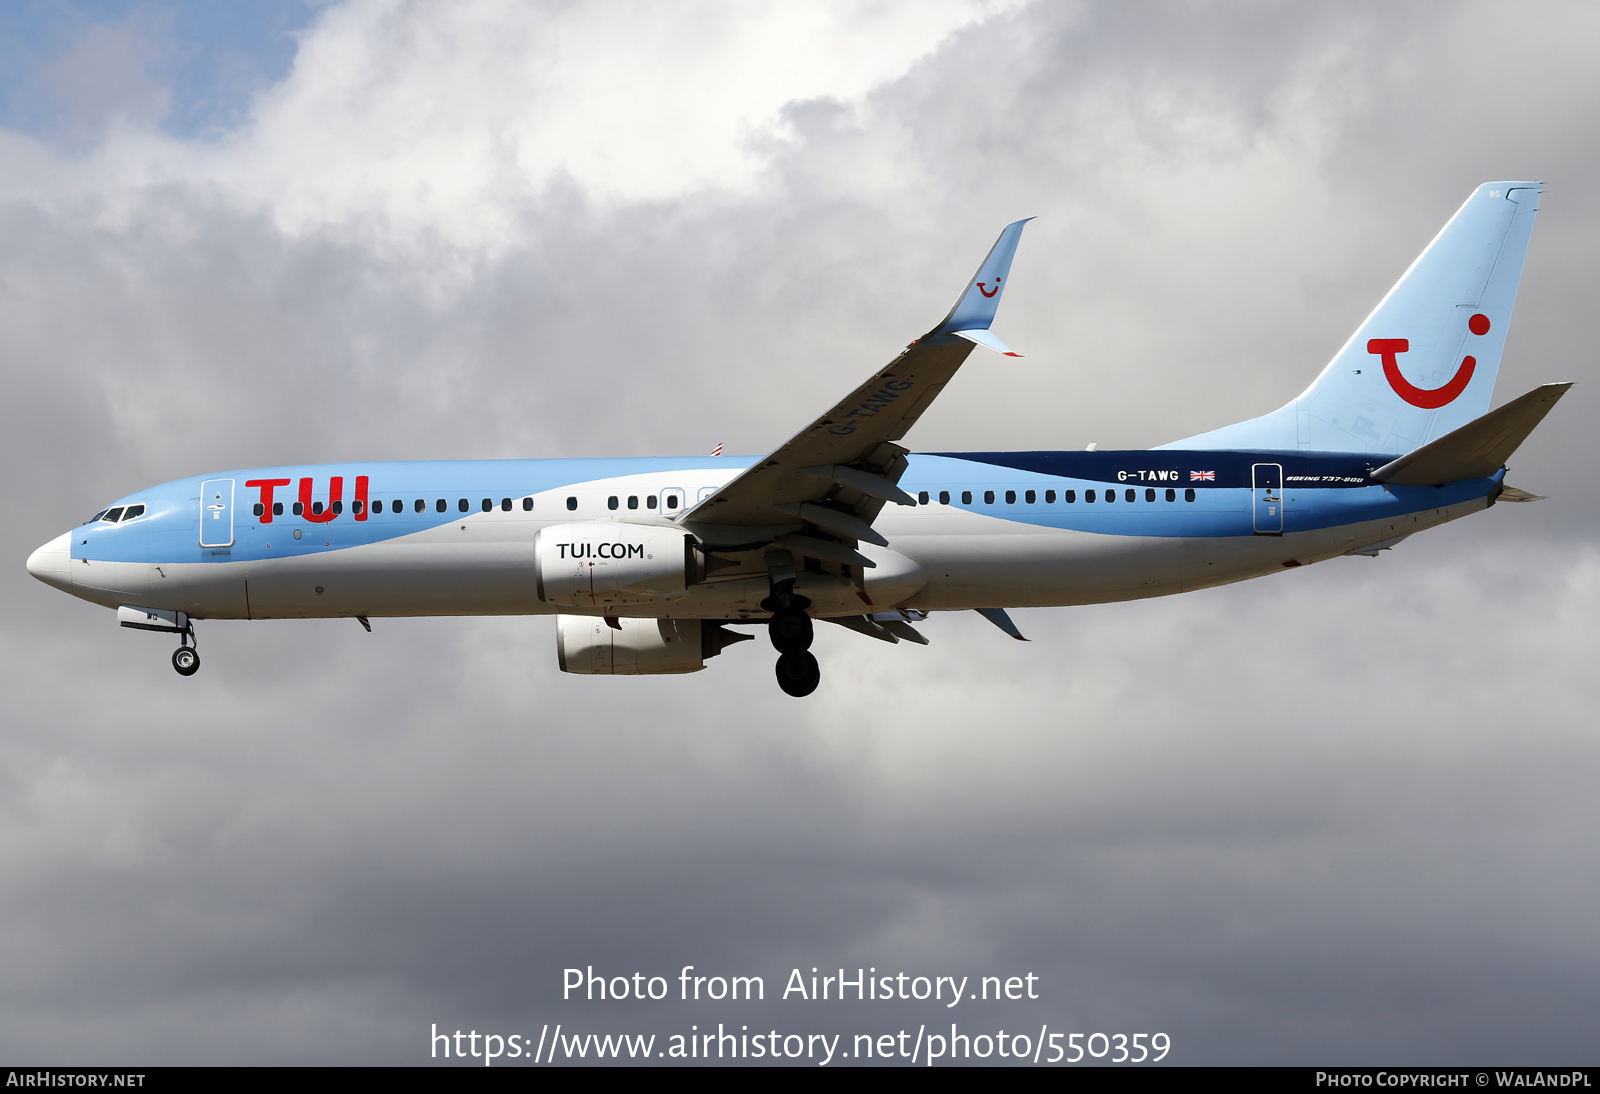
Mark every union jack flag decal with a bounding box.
[1190,470,1215,481]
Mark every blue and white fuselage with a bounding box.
[33,450,1500,620]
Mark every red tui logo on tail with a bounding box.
[1369,315,1491,409]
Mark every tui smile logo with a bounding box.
[1369,313,1491,409]
[976,276,1001,298]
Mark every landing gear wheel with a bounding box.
[768,607,814,653]
[172,647,200,676]
[775,650,820,697]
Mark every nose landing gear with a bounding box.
[171,621,199,677]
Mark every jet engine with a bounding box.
[556,615,752,675]
[534,522,702,608]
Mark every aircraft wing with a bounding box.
[683,219,1032,553]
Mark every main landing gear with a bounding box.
[171,621,199,676]
[763,579,819,697]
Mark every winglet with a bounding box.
[934,218,1033,341]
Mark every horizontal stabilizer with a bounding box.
[976,607,1028,641]
[1495,484,1545,502]
[1371,382,1572,486]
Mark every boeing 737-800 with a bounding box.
[26,182,1567,696]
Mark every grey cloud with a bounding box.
[1,0,1596,1064]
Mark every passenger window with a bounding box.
[1045,490,1056,503]
[436,499,447,513]
[608,496,619,510]
[1185,488,1196,502]
[984,490,995,504]
[1025,490,1036,504]
[961,491,972,505]
[332,500,343,514]
[647,496,657,509]
[522,497,533,511]
[293,502,304,516]
[1064,490,1076,503]
[415,499,426,513]
[123,504,145,520]
[501,498,512,511]
[274,502,284,516]
[458,499,468,512]
[939,490,950,505]
[104,507,125,522]
[253,503,264,517]
[919,491,929,505]
[1125,489,1135,503]
[1107,489,1117,503]
[312,501,324,515]
[1004,490,1016,504]
[1086,490,1096,503]
[1145,488,1155,502]
[628,496,639,509]
[1165,488,1175,502]
[666,495,679,510]
[567,496,578,511]
[481,498,492,512]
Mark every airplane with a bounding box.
[26,181,1568,697]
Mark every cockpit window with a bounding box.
[103,507,126,522]
[88,510,108,523]
[122,504,145,520]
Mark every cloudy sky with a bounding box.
[3,0,1598,1066]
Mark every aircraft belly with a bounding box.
[896,495,1489,610]
[244,540,544,618]
[67,557,249,617]
[899,531,1187,609]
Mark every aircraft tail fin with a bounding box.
[1160,182,1542,454]
[1370,382,1571,486]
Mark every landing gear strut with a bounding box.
[763,575,818,696]
[171,621,199,676]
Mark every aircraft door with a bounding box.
[1251,463,1283,536]
[199,478,235,547]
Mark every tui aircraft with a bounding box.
[27,182,1567,696]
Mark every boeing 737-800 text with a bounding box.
[26,182,1567,696]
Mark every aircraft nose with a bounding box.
[26,532,73,592]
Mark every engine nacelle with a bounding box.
[556,615,752,675]
[535,522,700,608]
